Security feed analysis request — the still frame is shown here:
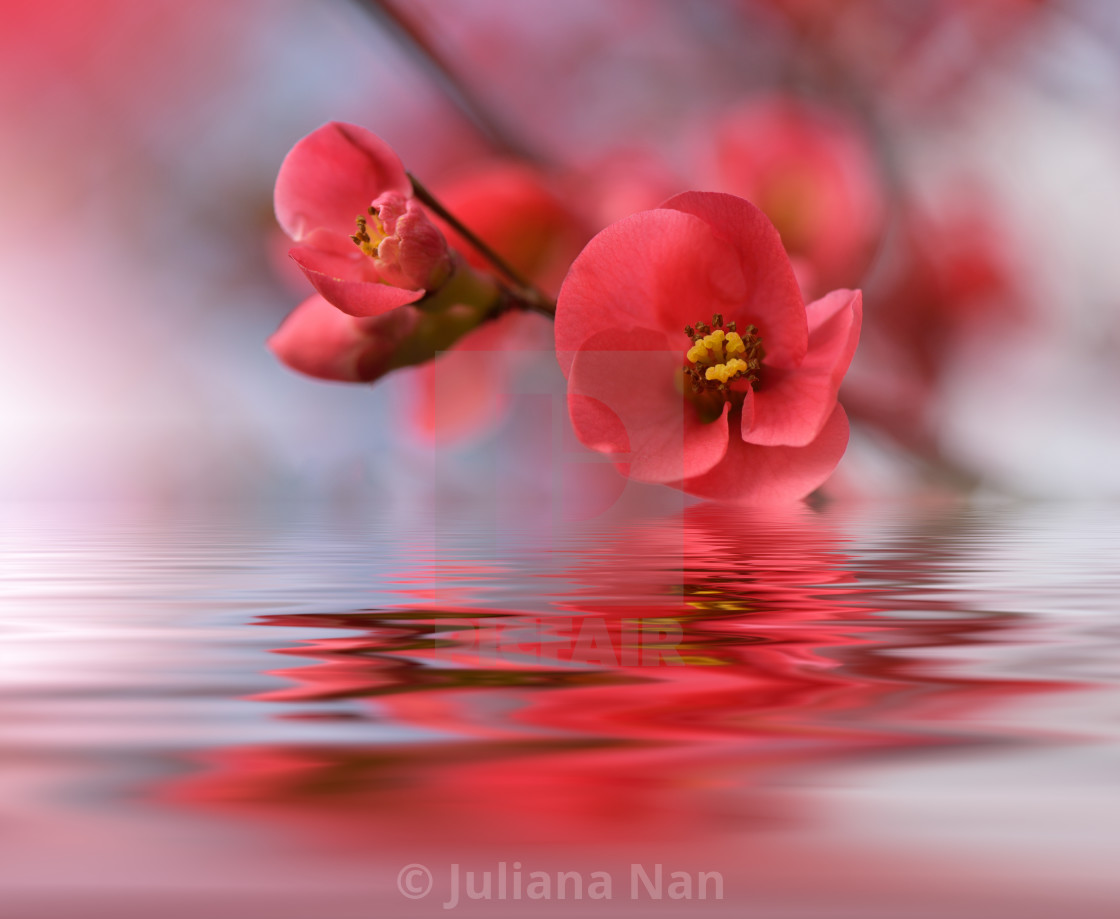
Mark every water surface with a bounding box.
[2,501,1118,917]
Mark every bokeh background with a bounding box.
[3,0,1120,506]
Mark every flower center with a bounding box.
[683,313,764,399]
[347,193,453,291]
[351,206,387,258]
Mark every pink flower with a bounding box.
[274,122,456,318]
[708,97,885,297]
[268,124,508,386]
[555,192,861,504]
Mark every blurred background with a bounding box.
[3,0,1120,506]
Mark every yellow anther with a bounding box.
[683,317,763,399]
[704,359,748,383]
[700,331,725,361]
[351,212,388,258]
[686,342,709,363]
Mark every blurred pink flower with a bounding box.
[556,191,861,504]
[867,195,1022,388]
[407,160,590,442]
[564,146,686,231]
[708,96,885,297]
[408,309,551,443]
[751,1,1050,110]
[434,159,590,298]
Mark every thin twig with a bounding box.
[349,0,543,163]
[408,172,556,316]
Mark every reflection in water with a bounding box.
[2,503,1118,916]
[165,506,1084,847]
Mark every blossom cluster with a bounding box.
[269,118,862,504]
[262,1,1049,504]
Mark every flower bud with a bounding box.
[354,191,453,292]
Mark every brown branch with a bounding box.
[349,0,544,164]
[408,173,556,317]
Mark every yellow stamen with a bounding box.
[350,210,388,258]
[686,342,709,363]
[704,359,748,383]
[682,314,765,400]
[699,330,725,361]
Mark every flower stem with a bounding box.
[408,172,556,317]
[499,287,558,320]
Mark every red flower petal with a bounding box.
[567,327,730,483]
[290,242,424,318]
[289,228,380,282]
[274,122,411,242]
[681,403,850,504]
[556,208,747,376]
[267,295,420,383]
[661,191,808,369]
[745,288,862,446]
